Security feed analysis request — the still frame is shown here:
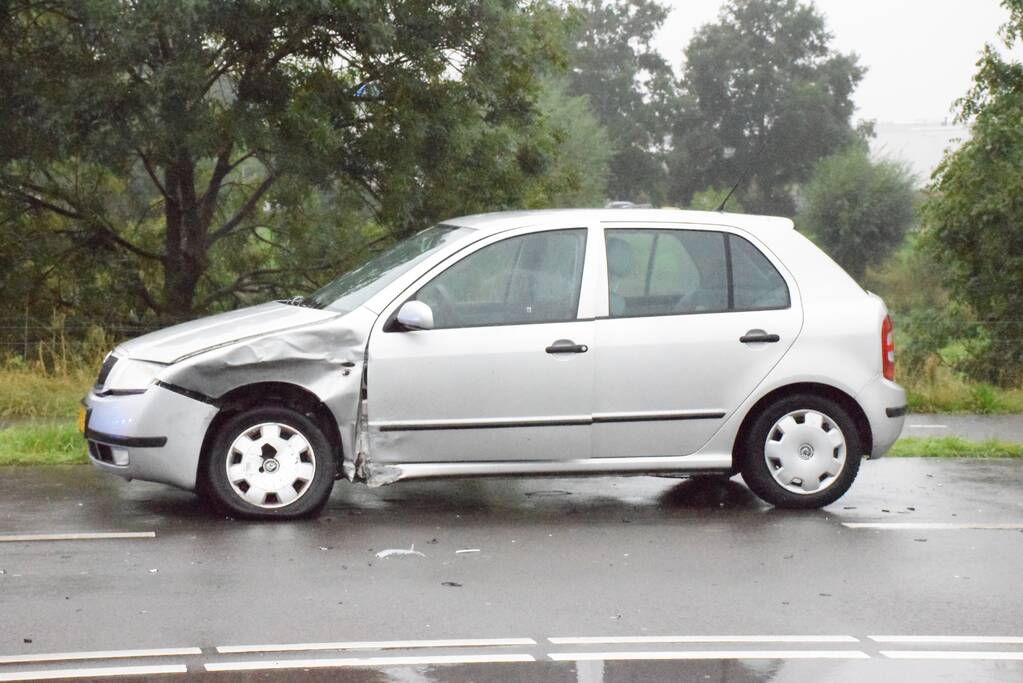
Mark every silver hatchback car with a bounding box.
[82,209,906,518]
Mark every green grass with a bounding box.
[887,436,1023,458]
[0,421,87,465]
[0,369,92,420]
[902,365,1023,414]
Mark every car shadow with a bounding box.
[656,475,764,510]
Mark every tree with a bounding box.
[522,78,613,208]
[565,0,676,205]
[670,0,865,215]
[0,1,564,321]
[800,145,916,281]
[923,0,1023,385]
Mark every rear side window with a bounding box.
[730,235,790,310]
[605,229,788,318]
[415,229,587,329]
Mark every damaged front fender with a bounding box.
[159,307,379,480]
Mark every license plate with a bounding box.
[77,406,87,434]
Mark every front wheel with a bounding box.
[739,394,862,509]
[206,407,335,519]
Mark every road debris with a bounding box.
[375,544,425,559]
[455,548,480,554]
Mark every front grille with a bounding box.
[95,354,117,389]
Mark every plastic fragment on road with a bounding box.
[455,549,480,554]
[375,544,425,559]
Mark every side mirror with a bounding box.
[396,301,434,331]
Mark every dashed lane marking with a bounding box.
[548,635,860,645]
[0,648,199,665]
[871,636,1023,644]
[843,523,1023,530]
[0,532,155,543]
[204,654,536,672]
[216,637,537,654]
[0,664,186,681]
[548,650,871,662]
[882,651,1023,660]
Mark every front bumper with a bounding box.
[857,376,907,458]
[83,384,219,490]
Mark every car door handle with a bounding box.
[740,330,780,344]
[546,339,589,354]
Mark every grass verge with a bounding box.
[0,370,92,420]
[0,421,87,465]
[887,436,1023,458]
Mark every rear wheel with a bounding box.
[740,394,861,509]
[206,406,335,519]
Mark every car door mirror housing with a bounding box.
[396,301,434,331]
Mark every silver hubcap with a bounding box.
[764,409,846,495]
[226,422,316,509]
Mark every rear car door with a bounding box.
[366,225,598,464]
[594,224,802,457]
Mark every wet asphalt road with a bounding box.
[1,459,1023,682]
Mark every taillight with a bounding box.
[881,315,895,381]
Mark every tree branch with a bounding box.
[16,182,164,261]
[136,149,169,200]
[205,173,276,246]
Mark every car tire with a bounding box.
[739,394,862,509]
[206,406,336,520]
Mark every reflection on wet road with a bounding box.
[1,458,1022,681]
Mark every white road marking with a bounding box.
[0,648,200,664]
[0,664,186,681]
[0,532,155,543]
[204,654,535,671]
[548,650,870,662]
[216,637,537,654]
[871,635,1023,644]
[882,650,1023,660]
[548,635,860,645]
[843,523,1023,530]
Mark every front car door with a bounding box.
[593,223,803,458]
[366,225,600,464]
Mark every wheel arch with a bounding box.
[732,382,873,465]
[197,382,344,491]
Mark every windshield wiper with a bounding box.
[282,295,315,308]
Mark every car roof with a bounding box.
[444,208,795,235]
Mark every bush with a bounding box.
[800,146,916,281]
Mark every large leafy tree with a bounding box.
[670,0,864,215]
[924,0,1023,385]
[0,0,563,321]
[800,145,916,282]
[565,0,675,205]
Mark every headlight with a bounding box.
[101,358,165,393]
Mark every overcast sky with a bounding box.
[654,0,1020,123]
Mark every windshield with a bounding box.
[309,225,472,312]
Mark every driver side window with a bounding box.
[415,229,587,329]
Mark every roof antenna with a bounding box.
[715,146,747,213]
[715,180,742,213]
